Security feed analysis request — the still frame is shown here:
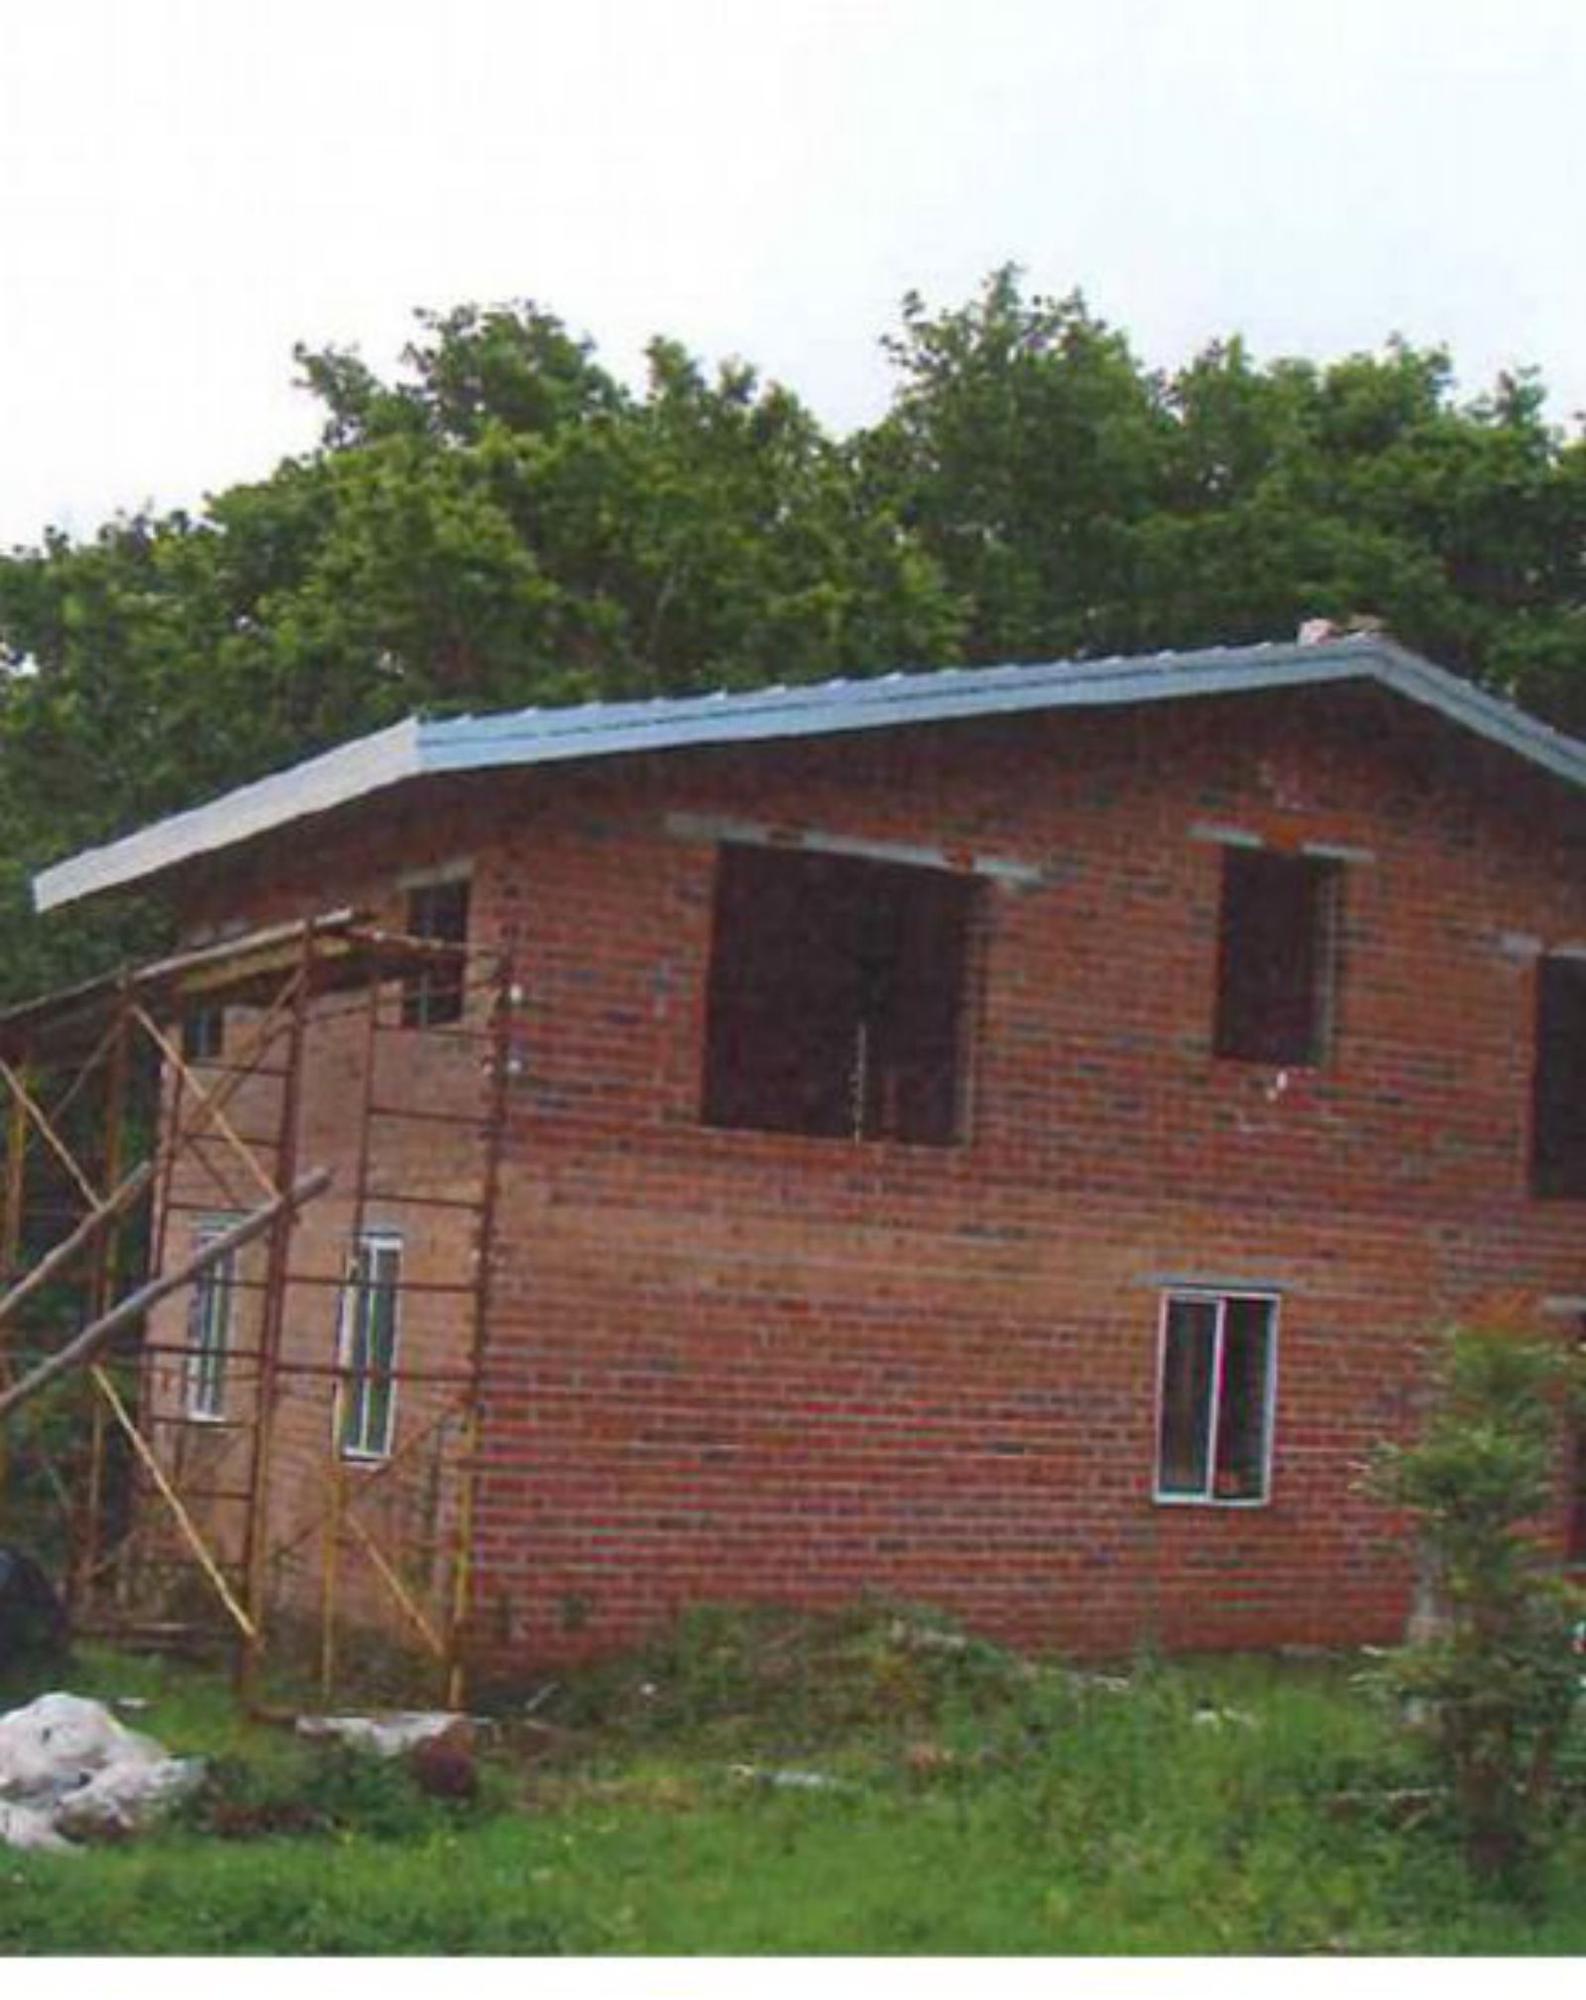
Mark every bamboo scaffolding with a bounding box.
[78,992,133,1601]
[91,1365,257,1642]
[0,1169,331,1424]
[322,975,381,1701]
[0,916,513,1698]
[345,1513,445,1659]
[0,1057,101,1206]
[236,925,315,1694]
[132,1005,279,1203]
[0,1163,154,1336]
[447,954,512,1707]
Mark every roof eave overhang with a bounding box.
[32,717,423,913]
[29,640,1586,914]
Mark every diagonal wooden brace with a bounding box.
[0,1166,332,1426]
[0,1161,156,1336]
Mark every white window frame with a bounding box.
[1153,1289,1280,1507]
[184,1218,237,1422]
[336,1230,403,1462]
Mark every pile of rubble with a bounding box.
[0,1693,203,1854]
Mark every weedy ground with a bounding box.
[1,1602,1583,1955]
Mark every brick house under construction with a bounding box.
[11,632,1586,1684]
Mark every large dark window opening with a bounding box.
[1531,956,1586,1200]
[702,844,977,1146]
[1214,848,1341,1066]
[400,877,470,1028]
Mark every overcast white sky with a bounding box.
[1,0,1582,550]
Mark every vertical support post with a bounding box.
[321,972,381,1703]
[149,1036,186,1307]
[0,1069,27,1506]
[76,987,132,1605]
[238,928,315,1694]
[1,1073,27,1287]
[446,951,513,1710]
[131,996,189,1607]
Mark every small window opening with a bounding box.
[337,1233,401,1460]
[1156,1292,1278,1504]
[702,844,976,1146]
[185,1222,236,1421]
[1531,956,1586,1199]
[180,1005,225,1063]
[401,878,470,1028]
[1214,848,1340,1065]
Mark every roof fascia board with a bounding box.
[32,718,422,912]
[1365,639,1586,790]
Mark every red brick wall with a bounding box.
[166,681,1586,1669]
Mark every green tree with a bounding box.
[867,267,1586,728]
[863,267,1169,660]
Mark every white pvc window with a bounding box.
[337,1232,402,1461]
[1154,1291,1279,1505]
[185,1221,237,1421]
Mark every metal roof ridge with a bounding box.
[414,638,1383,748]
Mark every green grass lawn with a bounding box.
[1,1609,1582,1955]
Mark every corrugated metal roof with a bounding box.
[32,636,1586,912]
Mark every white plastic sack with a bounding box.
[0,1800,76,1855]
[0,1692,202,1851]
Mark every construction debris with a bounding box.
[1192,1704,1258,1730]
[294,1710,464,1757]
[0,1692,203,1851]
[728,1762,853,1792]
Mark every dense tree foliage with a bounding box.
[0,270,1581,1000]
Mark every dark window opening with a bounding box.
[180,1005,224,1063]
[702,844,977,1146]
[401,878,470,1028]
[1531,957,1586,1199]
[1156,1292,1277,1503]
[1214,847,1340,1066]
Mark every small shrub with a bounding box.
[1370,1325,1586,1886]
[538,1599,1031,1747]
[187,1740,482,1841]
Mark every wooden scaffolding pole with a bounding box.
[0,1162,154,1337]
[0,1171,330,1425]
[321,972,382,1702]
[237,923,316,1692]
[0,1075,27,1506]
[446,953,513,1709]
[77,986,134,1603]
